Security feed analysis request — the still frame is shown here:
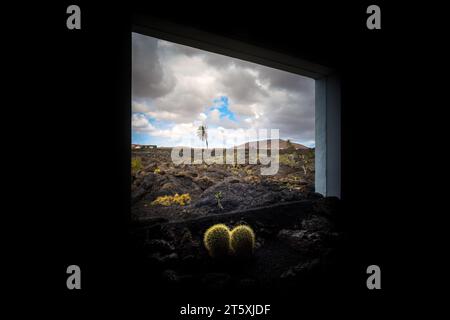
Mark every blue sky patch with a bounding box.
[210,96,236,121]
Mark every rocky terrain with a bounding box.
[130,147,344,291]
[129,197,343,291]
[131,147,317,222]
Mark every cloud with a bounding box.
[132,33,176,100]
[218,66,268,105]
[132,101,151,113]
[209,109,221,123]
[131,33,315,147]
[132,113,155,132]
[146,110,179,121]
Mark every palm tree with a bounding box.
[197,125,208,149]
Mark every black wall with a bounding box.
[9,0,433,316]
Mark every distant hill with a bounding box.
[132,140,310,150]
[236,139,309,150]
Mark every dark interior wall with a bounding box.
[14,0,428,314]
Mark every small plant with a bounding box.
[230,225,255,258]
[154,167,161,174]
[279,153,298,168]
[299,149,314,175]
[131,157,142,174]
[203,224,231,258]
[215,191,224,210]
[151,193,191,206]
[230,167,240,176]
[300,152,312,175]
[284,182,300,191]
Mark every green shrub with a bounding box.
[203,224,231,258]
[215,191,224,210]
[131,157,142,174]
[151,193,191,206]
[279,153,298,168]
[230,225,255,257]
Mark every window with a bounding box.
[129,16,343,292]
[132,16,341,204]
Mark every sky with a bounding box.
[132,32,315,148]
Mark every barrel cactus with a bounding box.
[230,225,255,257]
[203,224,231,258]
